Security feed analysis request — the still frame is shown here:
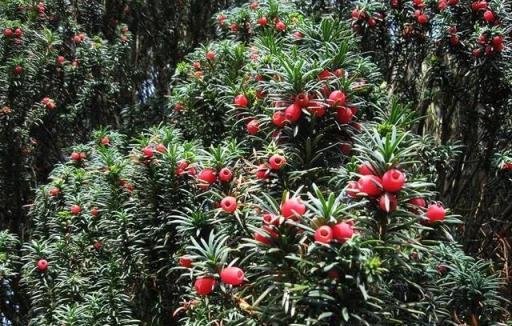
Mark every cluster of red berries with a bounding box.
[473,33,504,57]
[438,0,459,11]
[36,2,46,15]
[72,33,86,44]
[3,27,23,39]
[314,221,354,245]
[447,26,460,47]
[471,1,497,24]
[254,154,286,181]
[193,265,245,295]
[41,97,56,110]
[197,166,233,189]
[70,151,86,162]
[350,8,384,31]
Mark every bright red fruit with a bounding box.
[285,103,302,122]
[382,169,405,192]
[379,193,398,212]
[179,256,193,268]
[156,143,166,153]
[14,28,23,38]
[56,56,65,65]
[71,152,81,161]
[268,154,286,170]
[246,119,260,135]
[293,31,303,39]
[308,101,326,117]
[256,164,269,180]
[230,22,239,32]
[281,197,306,219]
[426,204,446,223]
[70,204,81,215]
[101,136,110,145]
[14,65,23,74]
[492,35,503,47]
[142,146,154,158]
[219,168,233,182]
[272,111,286,128]
[275,21,286,32]
[221,196,237,213]
[336,106,354,124]
[198,168,216,188]
[206,51,215,60]
[175,103,184,112]
[91,207,99,217]
[332,222,354,242]
[3,28,13,38]
[234,94,249,107]
[417,14,429,25]
[257,17,268,26]
[357,175,383,197]
[262,213,279,225]
[483,10,495,22]
[294,92,309,107]
[49,187,60,197]
[314,225,333,244]
[194,277,216,295]
[37,259,48,272]
[220,267,245,286]
[328,90,346,107]
[318,69,331,80]
[358,162,375,175]
[409,197,426,209]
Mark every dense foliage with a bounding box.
[13,1,510,325]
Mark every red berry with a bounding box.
[448,0,458,5]
[220,266,245,286]
[56,56,65,65]
[14,65,23,74]
[347,181,360,198]
[336,106,354,124]
[328,90,346,107]
[14,28,23,38]
[156,143,166,153]
[483,10,495,23]
[179,256,193,268]
[70,204,81,215]
[272,111,286,128]
[284,103,302,122]
[73,35,82,43]
[91,207,99,217]
[357,175,383,197]
[249,1,258,10]
[71,152,81,161]
[358,162,375,175]
[194,277,216,296]
[314,225,333,244]
[257,17,268,26]
[340,143,352,155]
[234,94,249,107]
[175,103,184,112]
[318,69,331,80]
[3,28,13,38]
[438,0,447,10]
[230,23,239,32]
[219,168,233,183]
[49,187,60,197]
[381,169,405,192]
[426,204,446,223]
[367,18,377,27]
[206,51,215,60]
[491,35,503,47]
[450,34,460,46]
[409,197,426,209]
[293,31,303,39]
[246,119,260,135]
[275,21,286,32]
[221,196,237,213]
[198,168,216,188]
[417,14,429,25]
[262,213,279,225]
[379,193,398,213]
[308,101,326,117]
[281,197,306,219]
[36,259,48,272]
[142,146,154,159]
[101,136,110,145]
[268,154,286,170]
[332,222,354,242]
[256,164,269,180]
[294,92,309,107]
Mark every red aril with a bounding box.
[142,146,154,158]
[175,103,184,111]
[91,207,99,217]
[426,204,446,223]
[206,51,215,60]
[328,90,346,107]
[307,101,326,118]
[70,204,81,215]
[357,175,383,197]
[275,21,286,32]
[230,22,239,32]
[294,92,309,107]
[262,213,280,226]
[332,222,354,242]
[336,106,354,124]
[14,28,23,38]
[234,94,249,107]
[37,259,48,272]
[409,197,426,209]
[194,277,216,295]
[246,119,260,135]
[71,152,81,161]
[358,162,375,175]
[381,169,405,192]
[156,143,166,153]
[101,136,110,145]
[49,187,60,197]
[14,65,23,74]
[293,31,303,39]
[219,168,233,182]
[198,168,216,188]
[314,225,333,244]
[179,256,193,268]
[417,14,429,25]
[56,56,65,65]
[281,197,306,219]
[285,103,302,122]
[483,10,495,22]
[379,193,398,213]
[3,28,13,38]
[257,17,268,26]
[221,196,237,213]
[220,267,245,286]
[492,35,503,47]
[268,154,286,170]
[256,164,269,180]
[318,69,331,80]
